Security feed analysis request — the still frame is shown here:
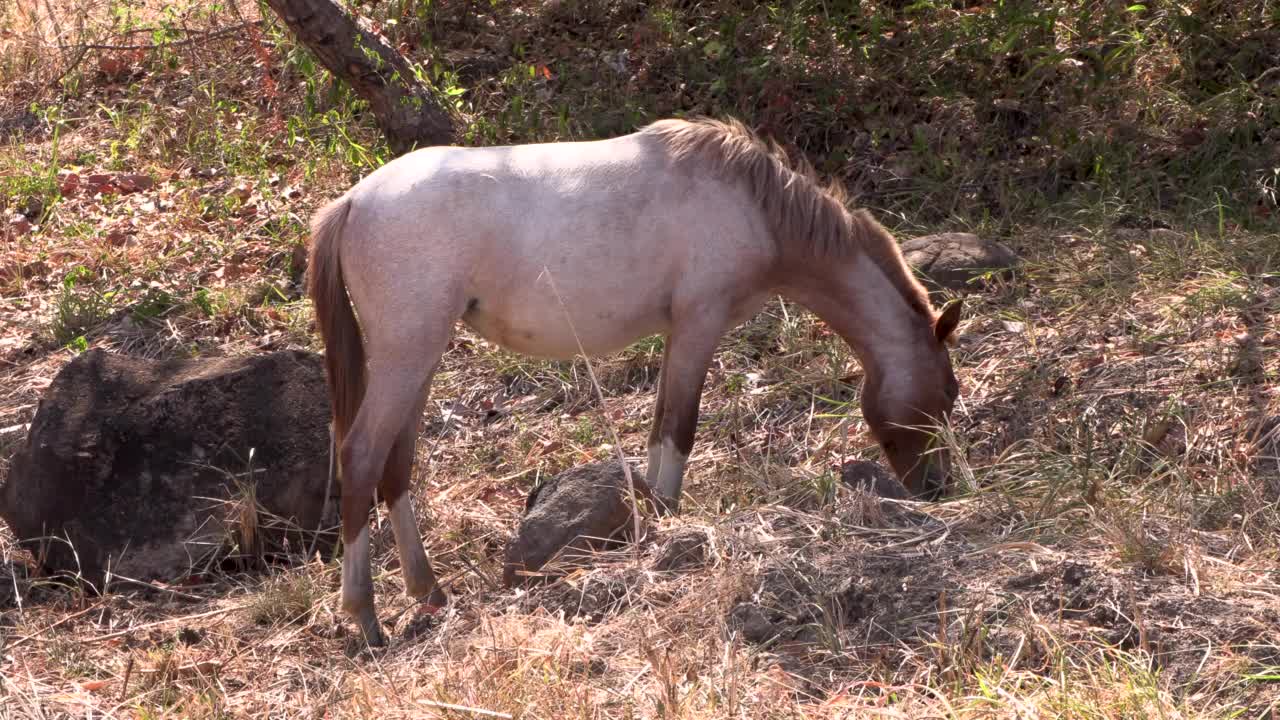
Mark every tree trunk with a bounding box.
[263,0,455,155]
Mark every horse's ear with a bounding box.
[934,299,963,345]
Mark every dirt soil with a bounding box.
[505,495,1280,709]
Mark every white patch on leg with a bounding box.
[341,524,372,615]
[388,494,434,599]
[653,438,689,508]
[646,442,663,488]
[342,524,385,644]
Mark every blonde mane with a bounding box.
[642,117,935,319]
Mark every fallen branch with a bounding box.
[417,700,512,719]
[4,603,103,652]
[44,20,266,89]
[57,20,264,52]
[82,605,242,643]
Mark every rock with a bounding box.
[1252,416,1280,473]
[652,526,710,572]
[0,109,40,137]
[900,232,1018,290]
[0,348,338,587]
[1251,416,1280,499]
[840,460,909,500]
[502,460,650,587]
[7,213,31,236]
[729,602,783,645]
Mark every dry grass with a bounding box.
[2,1,1280,718]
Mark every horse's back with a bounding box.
[357,131,660,198]
[337,129,774,359]
[343,131,702,262]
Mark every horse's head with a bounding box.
[861,299,963,499]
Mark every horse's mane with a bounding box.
[642,117,934,319]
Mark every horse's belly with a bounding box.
[461,297,667,360]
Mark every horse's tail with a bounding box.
[307,195,364,453]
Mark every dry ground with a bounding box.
[2,1,1280,718]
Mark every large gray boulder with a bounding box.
[901,232,1018,290]
[0,348,338,587]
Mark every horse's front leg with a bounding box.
[645,338,671,499]
[646,311,727,514]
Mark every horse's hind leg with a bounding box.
[380,403,448,609]
[340,342,447,646]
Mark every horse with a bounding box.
[306,117,963,646]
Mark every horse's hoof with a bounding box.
[413,587,448,617]
[356,618,388,648]
[344,624,387,655]
[654,498,680,517]
[407,579,449,606]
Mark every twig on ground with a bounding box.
[418,699,513,719]
[56,21,264,52]
[106,572,208,601]
[5,602,103,651]
[119,655,134,702]
[46,44,89,89]
[83,605,242,643]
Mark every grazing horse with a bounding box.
[307,117,963,646]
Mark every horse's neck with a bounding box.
[779,254,930,378]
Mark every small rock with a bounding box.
[114,173,153,193]
[502,460,650,587]
[7,213,31,236]
[84,173,115,194]
[840,460,908,500]
[0,110,40,137]
[59,172,81,196]
[652,527,710,572]
[900,232,1018,290]
[1251,416,1280,485]
[1001,319,1026,334]
[19,196,44,220]
[729,603,783,645]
